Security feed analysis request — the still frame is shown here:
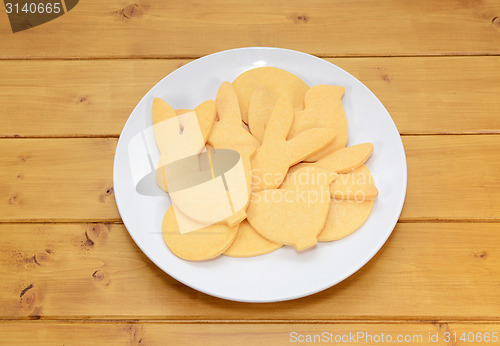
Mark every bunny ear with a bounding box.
[216,82,243,127]
[248,87,276,143]
[286,128,336,165]
[153,98,177,124]
[261,93,293,145]
[193,100,216,142]
[153,98,180,152]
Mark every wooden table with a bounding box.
[1,0,500,344]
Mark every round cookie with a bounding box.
[162,207,238,261]
[232,67,310,124]
[318,199,374,241]
[223,220,282,257]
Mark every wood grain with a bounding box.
[0,0,498,337]
[0,138,119,221]
[1,57,499,137]
[1,321,499,345]
[1,0,500,58]
[0,222,498,320]
[1,136,499,221]
[401,135,500,221]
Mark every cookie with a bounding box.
[153,98,216,192]
[232,67,310,124]
[172,100,216,142]
[208,82,259,194]
[314,143,374,173]
[251,93,336,191]
[153,98,215,150]
[288,150,377,201]
[247,166,334,251]
[329,165,378,200]
[247,87,276,143]
[289,85,348,161]
[167,148,249,231]
[318,199,374,242]
[162,207,238,261]
[223,220,282,257]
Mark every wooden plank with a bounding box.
[401,135,500,221]
[0,138,119,221]
[0,59,186,137]
[332,57,500,135]
[1,57,499,137]
[1,0,500,58]
[1,321,500,346]
[0,57,500,137]
[1,136,499,221]
[0,222,498,319]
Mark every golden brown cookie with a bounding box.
[208,82,259,195]
[162,207,238,261]
[251,93,336,191]
[153,98,216,192]
[232,67,310,124]
[223,220,282,257]
[318,199,374,242]
[289,85,348,161]
[247,87,276,143]
[247,166,334,251]
[314,143,374,173]
[329,165,378,200]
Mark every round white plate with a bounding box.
[113,47,407,303]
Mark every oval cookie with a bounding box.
[223,220,282,257]
[318,199,374,242]
[162,207,238,261]
[232,67,310,124]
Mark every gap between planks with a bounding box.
[1,53,500,61]
[0,220,499,224]
[0,319,500,324]
[1,133,499,139]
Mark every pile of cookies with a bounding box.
[153,67,378,261]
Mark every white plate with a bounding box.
[113,47,407,303]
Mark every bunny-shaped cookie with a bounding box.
[247,87,276,143]
[153,98,215,155]
[153,98,216,192]
[289,85,348,161]
[208,82,260,195]
[251,93,336,192]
